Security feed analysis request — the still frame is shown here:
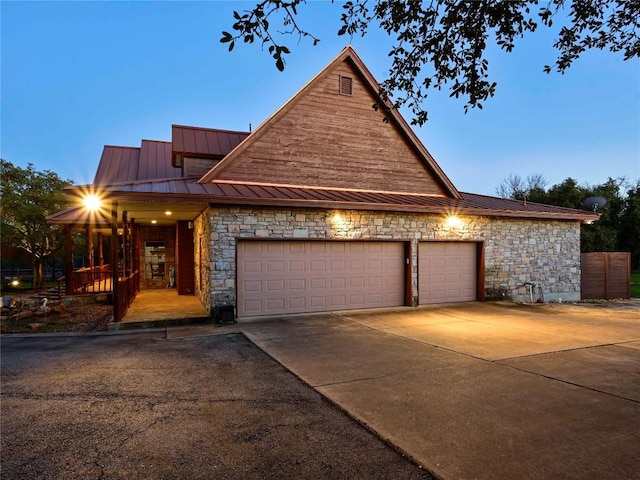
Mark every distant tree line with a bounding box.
[497,174,640,270]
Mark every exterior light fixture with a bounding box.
[82,193,102,212]
[11,279,19,287]
[446,215,463,229]
[330,212,347,230]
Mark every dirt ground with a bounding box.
[0,295,113,334]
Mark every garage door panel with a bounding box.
[288,297,306,308]
[331,259,346,270]
[238,241,404,317]
[289,279,305,290]
[288,260,305,272]
[267,279,285,291]
[310,260,326,271]
[243,261,262,273]
[310,243,328,254]
[266,261,284,272]
[330,296,347,307]
[243,279,261,291]
[266,242,285,254]
[310,297,326,307]
[311,278,326,289]
[419,242,477,305]
[287,242,305,254]
[350,259,365,270]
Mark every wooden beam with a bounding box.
[111,202,120,322]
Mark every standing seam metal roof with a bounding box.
[77,178,598,221]
[172,125,249,157]
[93,141,181,185]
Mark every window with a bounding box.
[144,241,165,280]
[339,75,353,96]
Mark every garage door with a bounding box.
[237,241,405,317]
[419,242,477,304]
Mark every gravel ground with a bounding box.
[1,332,434,480]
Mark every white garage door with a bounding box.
[419,242,477,304]
[237,241,405,317]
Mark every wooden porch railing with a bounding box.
[58,264,112,295]
[57,266,139,322]
[116,270,140,321]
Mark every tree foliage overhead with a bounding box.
[221,0,639,125]
[1,160,72,288]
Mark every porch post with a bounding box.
[97,232,104,268]
[111,202,120,322]
[63,225,74,295]
[86,226,94,269]
[131,219,139,295]
[122,211,129,276]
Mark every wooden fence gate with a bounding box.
[581,252,630,300]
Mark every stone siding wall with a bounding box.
[203,206,581,308]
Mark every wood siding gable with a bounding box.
[198,47,461,198]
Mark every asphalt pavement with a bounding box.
[1,332,431,480]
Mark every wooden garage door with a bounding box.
[419,242,477,304]
[237,241,405,317]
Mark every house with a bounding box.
[48,46,598,321]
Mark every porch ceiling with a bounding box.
[116,201,207,227]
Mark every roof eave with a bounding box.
[80,188,599,221]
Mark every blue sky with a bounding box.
[2,1,639,196]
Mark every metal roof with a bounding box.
[93,141,180,185]
[138,140,181,181]
[71,178,599,221]
[46,206,112,226]
[93,146,140,185]
[172,125,249,157]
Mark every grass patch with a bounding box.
[631,272,640,298]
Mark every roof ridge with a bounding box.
[172,124,250,135]
[102,145,140,150]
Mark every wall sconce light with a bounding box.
[187,221,194,230]
[151,220,157,224]
[165,211,172,216]
[330,212,346,230]
[445,215,463,229]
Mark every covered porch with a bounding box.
[48,193,209,323]
[108,289,210,330]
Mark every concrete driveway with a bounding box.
[227,301,640,480]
